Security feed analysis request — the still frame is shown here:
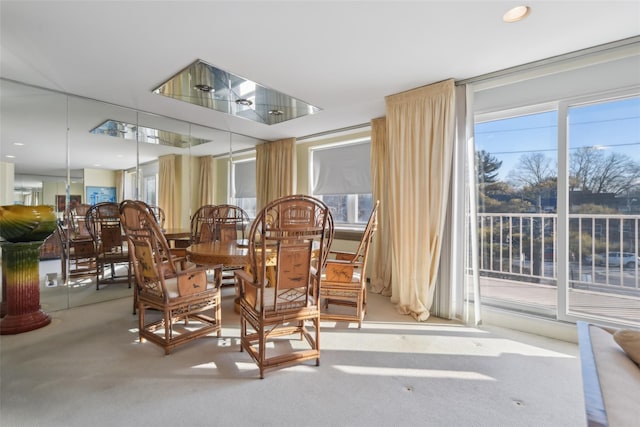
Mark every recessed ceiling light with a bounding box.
[194,84,214,93]
[13,142,24,146]
[235,98,253,106]
[268,110,284,116]
[503,5,530,23]
[5,155,16,159]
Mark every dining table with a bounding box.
[186,239,251,267]
[186,239,282,313]
[186,239,254,313]
[162,228,191,248]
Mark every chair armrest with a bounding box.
[235,269,259,308]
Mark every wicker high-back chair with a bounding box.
[147,205,166,230]
[235,195,334,378]
[320,200,379,328]
[190,204,218,244]
[119,200,222,355]
[86,202,132,291]
[210,204,250,285]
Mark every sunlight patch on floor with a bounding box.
[192,362,218,370]
[333,365,496,380]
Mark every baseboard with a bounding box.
[481,306,578,343]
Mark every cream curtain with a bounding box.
[115,170,124,202]
[256,137,296,210]
[197,156,215,207]
[159,155,176,230]
[369,117,392,296]
[385,79,456,321]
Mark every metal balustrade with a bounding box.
[477,213,640,296]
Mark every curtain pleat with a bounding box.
[385,79,456,321]
[198,156,215,206]
[370,117,392,296]
[115,170,124,202]
[159,155,176,230]
[256,138,296,209]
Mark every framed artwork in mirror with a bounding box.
[56,195,82,213]
[86,186,116,205]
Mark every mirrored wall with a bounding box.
[1,79,264,312]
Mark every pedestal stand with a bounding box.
[0,241,51,334]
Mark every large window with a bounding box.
[474,94,640,327]
[232,158,256,218]
[310,139,372,227]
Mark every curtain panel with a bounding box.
[197,156,215,207]
[369,117,392,296]
[385,79,456,321]
[256,138,296,210]
[159,154,176,230]
[115,170,124,202]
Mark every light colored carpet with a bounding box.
[0,286,586,427]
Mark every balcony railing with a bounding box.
[477,212,640,324]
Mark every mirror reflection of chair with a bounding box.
[86,202,132,291]
[59,204,97,281]
[320,200,379,328]
[235,195,334,378]
[120,200,222,355]
[190,205,218,244]
[70,203,92,240]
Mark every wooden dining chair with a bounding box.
[211,204,250,285]
[320,200,379,328]
[119,200,222,354]
[86,202,132,291]
[60,205,98,281]
[190,204,218,244]
[235,195,334,378]
[147,205,166,230]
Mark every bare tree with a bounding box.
[508,152,556,188]
[570,147,640,194]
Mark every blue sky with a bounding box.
[474,97,640,181]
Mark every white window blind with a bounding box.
[312,141,371,195]
[234,159,256,198]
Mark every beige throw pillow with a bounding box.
[613,329,640,365]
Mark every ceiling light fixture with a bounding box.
[235,98,253,107]
[194,84,214,93]
[90,119,211,148]
[268,110,284,116]
[503,5,530,23]
[153,59,322,125]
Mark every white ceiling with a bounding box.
[1,1,639,178]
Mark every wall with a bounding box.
[0,161,15,205]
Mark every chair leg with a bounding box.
[239,315,245,352]
[164,310,171,354]
[138,302,145,343]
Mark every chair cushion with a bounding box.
[250,286,315,312]
[613,329,640,365]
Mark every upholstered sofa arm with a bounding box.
[577,321,640,427]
